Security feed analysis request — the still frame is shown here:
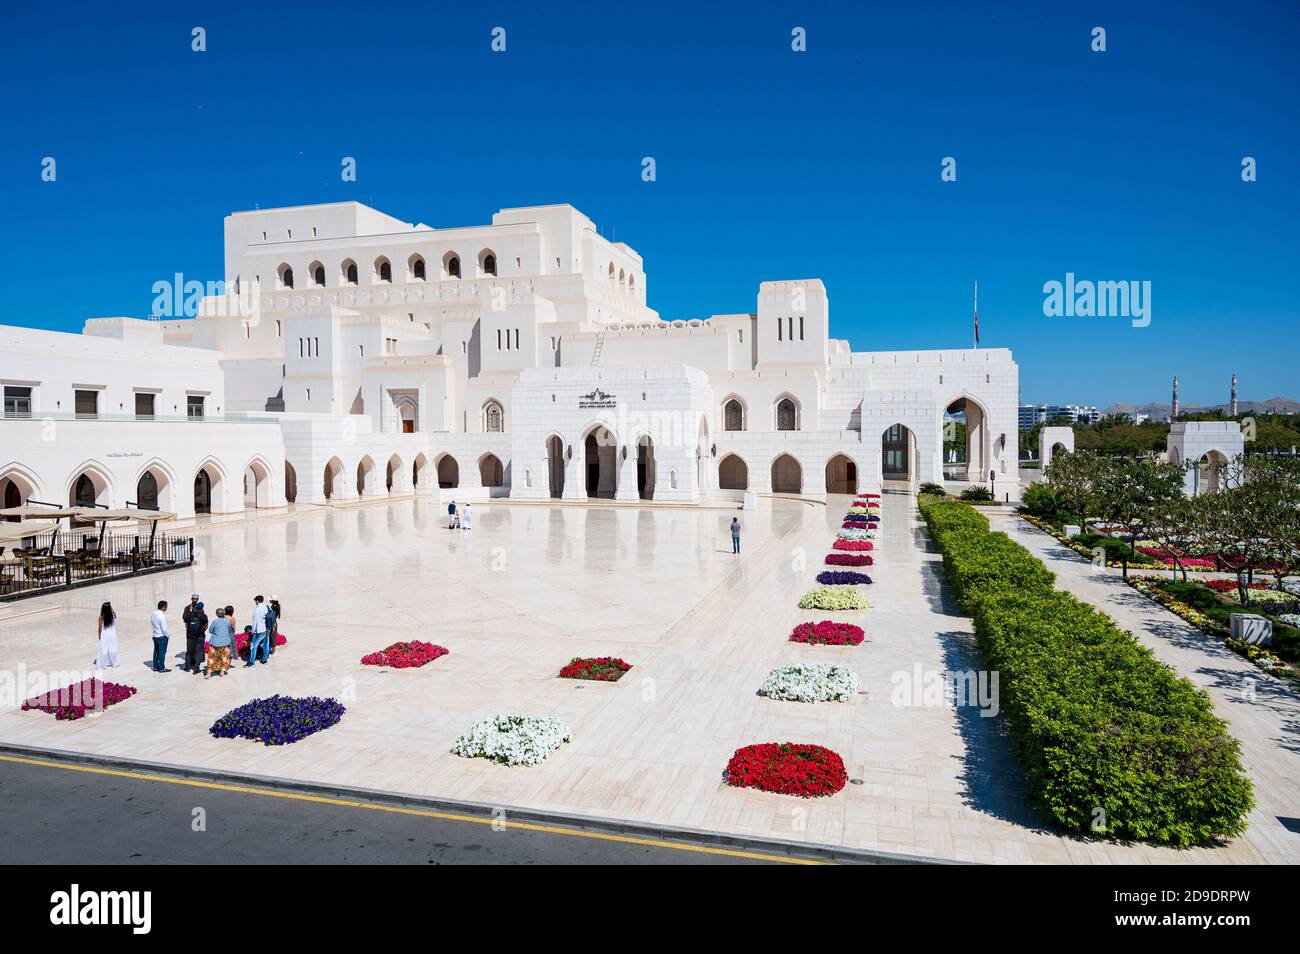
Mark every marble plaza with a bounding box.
[2,491,1294,864]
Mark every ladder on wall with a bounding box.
[590,331,606,366]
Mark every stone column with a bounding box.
[561,446,586,500]
[615,446,639,501]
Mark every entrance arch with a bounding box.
[718,454,748,490]
[546,436,565,498]
[412,453,428,491]
[771,454,802,494]
[436,454,459,489]
[636,436,655,499]
[882,423,915,482]
[1195,450,1229,494]
[356,456,376,496]
[479,453,504,488]
[943,396,988,481]
[243,457,273,508]
[825,454,858,494]
[284,462,298,503]
[323,457,344,500]
[193,469,213,514]
[67,463,112,511]
[385,454,405,494]
[0,465,41,516]
[584,426,617,498]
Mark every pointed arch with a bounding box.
[65,460,114,510]
[774,393,800,431]
[408,253,426,281]
[0,462,44,511]
[435,453,459,489]
[478,452,504,488]
[482,398,505,433]
[721,395,746,432]
[478,248,497,277]
[323,456,344,500]
[131,458,177,512]
[442,251,462,279]
[340,259,359,285]
[412,453,428,491]
[825,454,858,495]
[242,454,275,508]
[718,453,748,490]
[770,454,802,494]
[308,260,326,287]
[373,256,392,283]
[276,263,294,290]
[356,455,377,496]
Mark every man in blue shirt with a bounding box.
[246,595,270,666]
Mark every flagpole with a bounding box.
[973,280,978,350]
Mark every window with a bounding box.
[410,255,426,281]
[738,328,743,343]
[186,395,206,419]
[3,385,32,418]
[514,329,520,350]
[446,255,461,279]
[311,263,325,287]
[799,316,804,340]
[776,398,798,431]
[724,399,744,432]
[777,318,783,342]
[482,252,497,276]
[277,264,294,289]
[314,337,319,357]
[342,260,358,285]
[275,320,282,337]
[497,329,502,351]
[134,392,155,419]
[484,401,503,433]
[376,258,392,282]
[74,389,98,419]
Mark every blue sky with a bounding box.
[2,0,1296,408]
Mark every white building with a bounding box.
[1,201,1020,519]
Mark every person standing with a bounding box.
[448,499,459,529]
[150,600,172,673]
[730,516,742,555]
[181,593,201,636]
[461,502,473,531]
[183,600,208,673]
[247,595,270,667]
[267,594,281,655]
[94,602,120,669]
[206,608,234,679]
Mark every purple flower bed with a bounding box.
[210,694,346,746]
[843,514,871,523]
[816,570,873,585]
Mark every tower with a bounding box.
[1230,373,1238,417]
[1171,376,1179,422]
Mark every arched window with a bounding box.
[375,257,392,283]
[277,263,294,290]
[723,399,744,432]
[483,401,504,433]
[776,397,798,431]
[608,262,615,281]
[445,253,461,279]
[629,273,636,292]
[409,254,426,281]
[309,261,326,287]
[341,260,358,285]
[618,268,625,286]
[479,250,497,276]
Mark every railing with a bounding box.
[0,528,194,601]
[0,411,278,425]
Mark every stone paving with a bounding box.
[0,492,1295,863]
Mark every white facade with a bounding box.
[1,201,1020,519]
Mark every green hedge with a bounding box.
[918,495,1254,846]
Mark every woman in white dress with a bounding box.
[95,602,120,669]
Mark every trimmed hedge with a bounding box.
[918,494,1253,847]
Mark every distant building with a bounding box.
[1018,403,1100,430]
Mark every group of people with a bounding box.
[447,499,474,530]
[94,593,282,680]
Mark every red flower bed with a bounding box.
[856,493,880,500]
[789,621,865,646]
[1202,579,1271,594]
[22,678,137,721]
[833,539,873,551]
[205,631,288,656]
[558,656,632,681]
[825,553,873,567]
[842,521,879,530]
[360,640,449,668]
[725,742,848,797]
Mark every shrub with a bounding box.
[1020,482,1059,517]
[760,663,860,702]
[725,743,848,797]
[825,552,872,567]
[922,498,1254,846]
[959,485,994,502]
[919,482,945,495]
[789,620,865,646]
[558,656,632,681]
[799,586,869,611]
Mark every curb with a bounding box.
[0,742,962,865]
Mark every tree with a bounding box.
[1197,456,1273,605]
[1093,458,1188,580]
[1043,450,1104,533]
[1146,491,1202,583]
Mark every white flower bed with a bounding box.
[452,714,572,766]
[760,663,860,703]
[1279,613,1300,627]
[837,527,876,541]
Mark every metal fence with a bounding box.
[0,527,194,601]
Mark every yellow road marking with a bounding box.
[0,753,828,865]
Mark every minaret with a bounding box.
[1230,373,1238,417]
[1171,376,1179,422]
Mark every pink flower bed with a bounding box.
[1136,548,1217,568]
[825,553,873,567]
[833,539,873,551]
[360,640,449,669]
[22,678,137,720]
[789,621,865,646]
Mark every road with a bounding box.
[0,755,810,865]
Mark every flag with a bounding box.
[973,280,980,347]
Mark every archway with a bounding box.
[436,455,459,489]
[479,453,504,488]
[1196,451,1228,494]
[636,436,655,499]
[412,454,428,491]
[718,454,748,490]
[825,454,858,494]
[1,466,40,518]
[323,457,344,500]
[67,464,112,512]
[546,436,565,498]
[356,456,376,496]
[771,454,802,494]
[285,462,298,503]
[193,469,213,514]
[137,472,160,510]
[386,454,405,494]
[243,457,272,508]
[882,423,915,482]
[584,426,617,498]
[943,397,987,481]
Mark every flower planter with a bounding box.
[724,742,848,797]
[789,620,865,646]
[452,714,571,766]
[210,695,346,745]
[558,657,632,681]
[816,570,872,585]
[798,586,869,611]
[833,538,873,551]
[760,663,860,702]
[825,553,873,567]
[837,527,876,542]
[361,640,449,669]
[21,678,137,721]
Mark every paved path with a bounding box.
[990,510,1300,864]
